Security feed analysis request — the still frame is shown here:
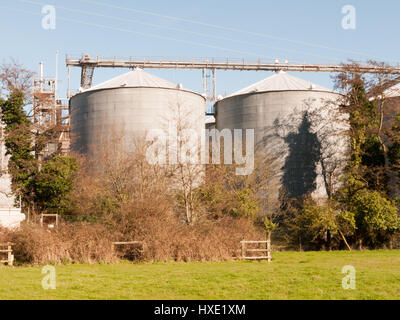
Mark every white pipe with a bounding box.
[67,65,71,99]
[55,50,59,99]
[202,68,206,96]
[39,62,43,92]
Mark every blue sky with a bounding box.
[1,0,400,100]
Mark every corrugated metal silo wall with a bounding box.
[70,87,206,157]
[215,90,346,200]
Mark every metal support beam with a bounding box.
[66,56,400,74]
[80,66,95,89]
[66,55,400,102]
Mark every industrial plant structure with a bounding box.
[215,71,348,200]
[69,66,348,200]
[0,55,398,229]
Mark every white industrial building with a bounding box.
[0,124,25,229]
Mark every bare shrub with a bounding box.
[112,209,262,262]
[58,224,116,264]
[2,127,266,265]
[2,209,262,265]
[69,133,174,221]
[0,223,116,265]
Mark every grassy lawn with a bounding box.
[0,250,399,300]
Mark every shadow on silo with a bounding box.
[281,113,321,199]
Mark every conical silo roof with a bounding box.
[228,71,333,97]
[384,83,400,98]
[85,68,180,92]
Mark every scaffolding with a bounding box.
[32,62,70,157]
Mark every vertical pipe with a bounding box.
[39,62,43,92]
[202,68,207,96]
[212,68,216,101]
[55,50,59,99]
[54,50,59,126]
[67,66,71,99]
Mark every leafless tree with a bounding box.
[163,100,204,225]
[0,59,34,101]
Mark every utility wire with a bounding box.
[80,0,398,63]
[16,0,339,62]
[0,4,280,59]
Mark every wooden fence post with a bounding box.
[241,241,245,259]
[0,243,14,266]
[239,240,272,262]
[267,240,271,262]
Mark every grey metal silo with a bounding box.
[70,69,206,158]
[215,71,346,200]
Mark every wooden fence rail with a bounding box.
[40,214,59,229]
[0,243,15,266]
[240,240,271,262]
[111,241,146,260]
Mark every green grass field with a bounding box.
[0,250,399,300]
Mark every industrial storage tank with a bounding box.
[383,82,400,114]
[215,71,347,200]
[70,69,206,158]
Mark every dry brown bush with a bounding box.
[66,133,266,263]
[0,223,116,265]
[1,131,267,265]
[142,217,263,262]
[108,206,263,262]
[0,215,262,264]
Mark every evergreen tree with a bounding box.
[0,90,38,204]
[33,156,78,214]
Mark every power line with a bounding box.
[16,0,339,62]
[79,0,398,62]
[1,4,279,59]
